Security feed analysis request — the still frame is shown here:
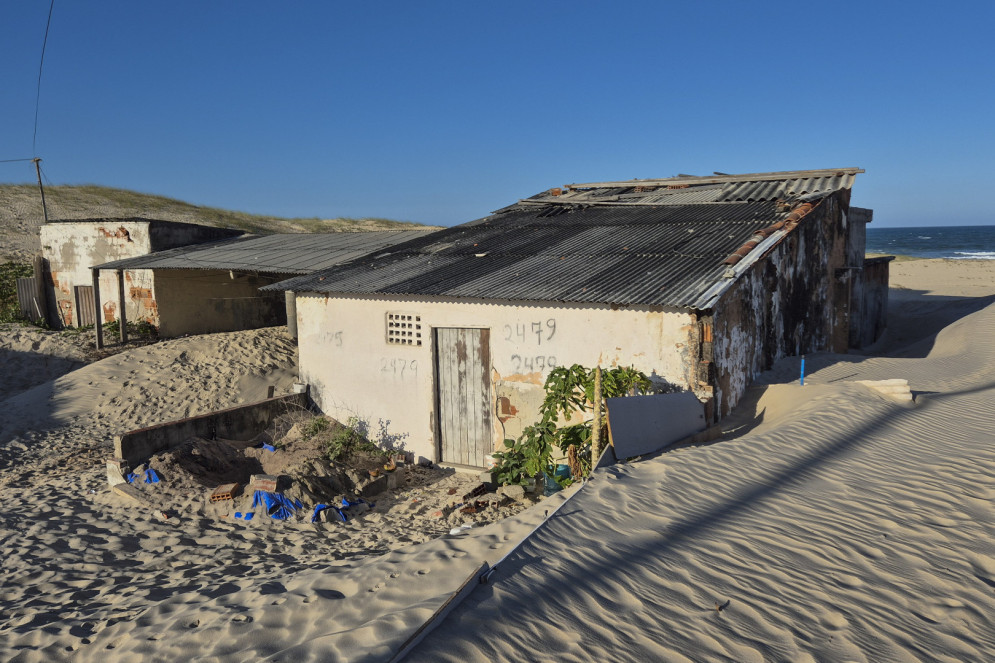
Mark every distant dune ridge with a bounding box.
[0,183,439,262]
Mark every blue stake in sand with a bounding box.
[800,354,806,386]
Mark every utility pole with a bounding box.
[32,157,49,224]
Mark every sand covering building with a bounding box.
[264,168,884,468]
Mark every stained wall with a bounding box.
[710,192,853,417]
[294,293,697,464]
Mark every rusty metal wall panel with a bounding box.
[75,285,96,326]
[15,277,39,321]
[436,328,492,467]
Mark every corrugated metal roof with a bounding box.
[93,231,432,274]
[268,202,786,307]
[509,169,861,209]
[265,168,862,309]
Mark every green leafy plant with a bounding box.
[301,416,330,441]
[324,416,391,463]
[0,261,32,324]
[101,318,159,341]
[492,364,652,487]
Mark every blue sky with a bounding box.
[2,1,993,228]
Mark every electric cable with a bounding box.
[33,0,56,154]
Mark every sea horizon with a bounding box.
[866,224,995,260]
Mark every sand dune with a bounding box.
[405,260,995,662]
[1,259,993,662]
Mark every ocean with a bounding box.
[866,225,995,260]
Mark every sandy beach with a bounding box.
[1,258,993,662]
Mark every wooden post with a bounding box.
[284,290,297,340]
[591,366,603,467]
[33,158,48,224]
[92,269,103,350]
[32,254,50,327]
[116,269,128,344]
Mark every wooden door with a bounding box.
[435,328,492,467]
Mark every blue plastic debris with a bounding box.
[342,497,374,510]
[234,512,255,521]
[125,473,137,484]
[261,443,276,452]
[144,468,160,484]
[311,504,347,523]
[250,490,302,520]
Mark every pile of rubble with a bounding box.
[104,417,545,545]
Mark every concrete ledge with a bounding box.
[114,393,309,467]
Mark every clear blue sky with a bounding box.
[2,1,993,228]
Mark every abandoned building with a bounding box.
[37,218,243,329]
[266,168,885,468]
[89,230,432,342]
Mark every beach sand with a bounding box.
[405,258,995,662]
[1,258,993,661]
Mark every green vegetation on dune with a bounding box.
[0,261,32,323]
[0,183,439,235]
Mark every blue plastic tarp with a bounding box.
[251,490,302,521]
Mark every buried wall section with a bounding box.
[294,293,698,465]
[114,392,309,468]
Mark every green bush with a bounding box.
[0,261,32,323]
[326,417,390,463]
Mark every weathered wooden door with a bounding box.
[435,328,492,467]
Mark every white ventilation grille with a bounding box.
[386,312,422,346]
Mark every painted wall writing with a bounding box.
[379,357,418,381]
[510,354,557,373]
[502,319,557,345]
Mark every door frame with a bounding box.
[432,326,493,468]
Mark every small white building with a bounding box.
[39,218,243,328]
[92,230,430,341]
[268,169,885,468]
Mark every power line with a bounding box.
[33,0,56,155]
[0,158,36,163]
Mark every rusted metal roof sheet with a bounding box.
[92,231,432,274]
[266,168,862,309]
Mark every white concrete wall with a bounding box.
[295,293,696,464]
[40,222,156,327]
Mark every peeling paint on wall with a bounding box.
[97,226,133,241]
[710,193,855,417]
